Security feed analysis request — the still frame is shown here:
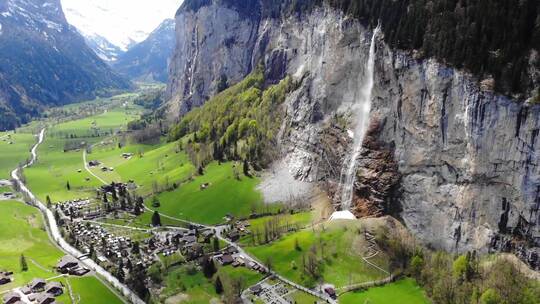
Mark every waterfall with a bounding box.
[338,26,380,212]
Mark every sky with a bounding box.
[61,0,183,50]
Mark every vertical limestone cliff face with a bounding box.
[166,1,260,118]
[167,2,540,268]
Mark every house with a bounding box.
[57,256,79,273]
[0,274,10,285]
[219,254,234,265]
[250,285,262,295]
[20,287,31,295]
[29,278,47,292]
[45,281,63,296]
[36,293,56,304]
[324,287,337,299]
[88,160,100,167]
[2,292,20,304]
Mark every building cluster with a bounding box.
[213,246,267,274]
[67,222,134,261]
[3,278,64,304]
[56,199,94,219]
[56,256,89,276]
[0,271,13,285]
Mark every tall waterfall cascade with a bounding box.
[330,26,380,221]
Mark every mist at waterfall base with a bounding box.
[330,26,379,221]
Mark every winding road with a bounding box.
[11,129,145,304]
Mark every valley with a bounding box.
[0,0,538,303]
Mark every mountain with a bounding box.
[114,19,175,83]
[83,33,125,62]
[166,0,540,269]
[0,0,131,130]
[62,0,182,51]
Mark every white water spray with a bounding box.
[338,26,380,212]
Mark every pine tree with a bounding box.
[46,195,52,208]
[151,211,162,227]
[212,237,220,252]
[214,276,224,294]
[66,181,71,191]
[243,159,250,177]
[20,254,28,272]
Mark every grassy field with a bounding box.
[68,276,124,304]
[245,220,389,288]
[339,278,430,304]
[25,108,141,203]
[238,211,313,246]
[151,161,264,225]
[0,200,63,291]
[161,263,263,304]
[0,132,36,179]
[88,141,194,195]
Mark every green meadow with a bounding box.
[25,108,141,203]
[0,132,36,179]
[152,161,263,225]
[88,141,194,195]
[161,263,263,304]
[0,200,63,291]
[67,276,124,304]
[245,221,389,288]
[339,278,430,304]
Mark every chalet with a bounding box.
[29,278,47,292]
[36,293,56,304]
[88,160,100,167]
[122,153,133,159]
[219,254,234,265]
[200,183,210,190]
[0,274,10,285]
[57,256,79,273]
[228,230,240,241]
[45,281,63,296]
[2,292,20,304]
[250,285,262,295]
[324,287,337,299]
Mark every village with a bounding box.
[0,173,287,304]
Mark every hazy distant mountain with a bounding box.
[83,33,125,62]
[0,0,131,130]
[62,0,181,51]
[114,19,175,83]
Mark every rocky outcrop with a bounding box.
[167,0,540,269]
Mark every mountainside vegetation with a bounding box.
[324,0,539,99]
[169,65,293,167]
[180,0,538,99]
[0,0,131,130]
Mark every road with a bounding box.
[11,129,144,304]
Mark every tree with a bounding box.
[20,254,28,272]
[46,195,52,208]
[202,256,217,278]
[66,181,71,191]
[151,211,162,227]
[198,165,204,176]
[243,159,250,177]
[480,289,501,304]
[151,197,160,208]
[294,238,301,251]
[215,276,224,294]
[213,237,220,252]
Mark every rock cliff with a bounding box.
[167,1,540,269]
